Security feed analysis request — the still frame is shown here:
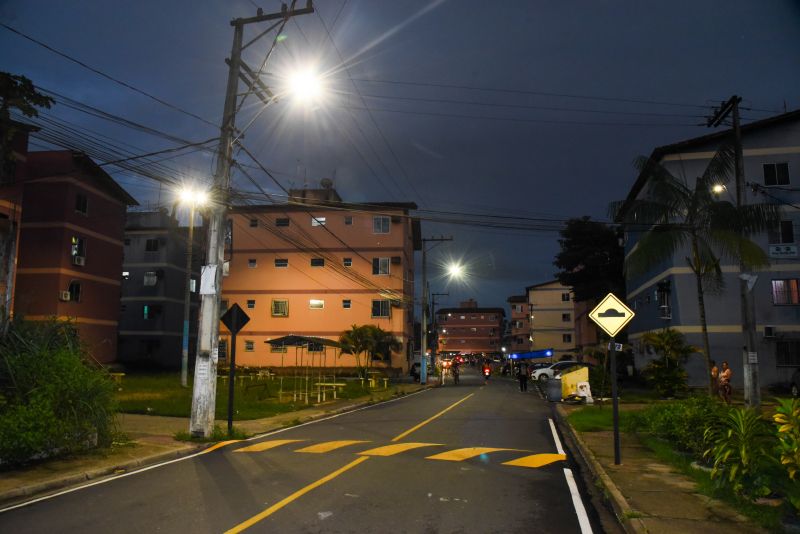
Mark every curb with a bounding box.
[554,404,648,534]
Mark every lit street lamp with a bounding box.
[179,187,207,388]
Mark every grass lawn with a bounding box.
[116,372,377,420]
[565,404,641,432]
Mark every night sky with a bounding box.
[2,0,799,312]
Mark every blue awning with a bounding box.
[508,349,554,360]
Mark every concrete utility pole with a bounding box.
[420,236,452,385]
[707,95,760,407]
[190,2,315,437]
[430,291,448,364]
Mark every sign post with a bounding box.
[220,303,250,435]
[589,293,635,465]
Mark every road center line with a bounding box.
[390,392,474,442]
[225,391,475,532]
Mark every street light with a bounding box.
[179,186,208,387]
[447,262,465,279]
[286,69,324,102]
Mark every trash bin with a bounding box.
[546,378,562,402]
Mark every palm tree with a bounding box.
[615,144,779,395]
[369,325,402,365]
[339,325,371,378]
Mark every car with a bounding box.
[531,360,584,382]
[791,369,800,398]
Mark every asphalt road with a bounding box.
[0,368,601,533]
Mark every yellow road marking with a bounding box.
[234,439,304,453]
[295,440,370,453]
[224,456,370,534]
[358,442,441,457]
[502,453,567,468]
[426,447,516,462]
[200,440,241,454]
[390,392,474,442]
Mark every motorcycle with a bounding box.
[482,367,491,384]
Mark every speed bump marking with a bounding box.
[295,440,370,453]
[358,442,442,457]
[502,453,567,468]
[235,439,305,453]
[426,447,516,462]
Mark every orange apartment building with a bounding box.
[506,294,530,354]
[435,299,505,358]
[220,186,420,371]
[527,280,576,361]
[0,144,137,363]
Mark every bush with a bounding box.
[643,358,688,398]
[0,319,117,467]
[631,396,726,457]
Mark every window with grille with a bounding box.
[247,299,255,309]
[143,271,158,286]
[270,344,287,353]
[311,216,326,227]
[373,216,390,234]
[310,258,324,267]
[562,313,571,322]
[75,193,88,215]
[562,333,573,343]
[271,299,289,317]
[343,257,352,267]
[274,258,288,268]
[68,281,81,302]
[145,238,158,252]
[768,220,795,244]
[248,258,257,268]
[71,236,86,257]
[244,340,254,352]
[342,299,352,309]
[772,279,800,305]
[372,257,389,275]
[561,293,570,302]
[764,162,790,186]
[371,299,390,318]
[776,340,800,367]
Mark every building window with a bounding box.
[274,258,288,268]
[342,299,352,309]
[143,304,162,320]
[343,257,352,267]
[145,238,159,252]
[220,299,229,314]
[143,271,158,286]
[190,278,197,292]
[218,340,228,360]
[75,192,88,215]
[68,281,81,302]
[248,258,257,268]
[768,220,795,245]
[776,340,800,367]
[561,292,570,302]
[310,299,325,309]
[371,299,390,318]
[310,258,325,267]
[772,279,800,305]
[344,216,353,225]
[372,257,390,275]
[470,327,477,332]
[562,313,571,322]
[244,340,254,352]
[373,215,390,234]
[562,333,573,343]
[311,216,326,227]
[247,299,255,309]
[249,218,258,227]
[270,344,287,353]
[71,236,86,257]
[764,162,790,186]
[271,299,289,317]
[276,218,290,227]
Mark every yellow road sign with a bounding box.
[589,293,635,337]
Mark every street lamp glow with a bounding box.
[287,69,323,101]
[179,187,209,206]
[711,184,725,195]
[447,262,464,279]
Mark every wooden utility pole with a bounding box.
[190,2,315,438]
[707,95,760,407]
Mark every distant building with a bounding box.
[0,149,137,363]
[616,109,800,388]
[436,299,505,358]
[220,185,420,371]
[506,294,530,353]
[527,280,576,361]
[117,209,203,368]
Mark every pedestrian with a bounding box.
[518,363,528,392]
[710,360,719,397]
[719,360,732,404]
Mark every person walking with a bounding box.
[518,363,528,392]
[719,360,732,404]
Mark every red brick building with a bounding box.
[506,294,530,353]
[436,299,505,358]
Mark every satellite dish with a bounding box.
[320,178,333,189]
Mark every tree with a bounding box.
[614,144,779,395]
[641,328,697,397]
[339,325,372,378]
[554,217,624,302]
[368,325,402,364]
[0,72,54,180]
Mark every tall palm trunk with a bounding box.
[691,236,714,395]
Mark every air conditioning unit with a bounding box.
[59,291,71,301]
[391,256,402,265]
[764,326,776,338]
[72,255,85,266]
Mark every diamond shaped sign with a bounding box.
[589,293,635,338]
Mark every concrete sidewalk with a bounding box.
[0,384,426,508]
[557,404,766,534]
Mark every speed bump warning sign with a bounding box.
[589,293,635,337]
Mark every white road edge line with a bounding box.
[564,468,593,534]
[0,387,431,514]
[548,417,565,455]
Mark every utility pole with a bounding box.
[707,95,760,407]
[420,236,452,385]
[190,1,315,437]
[430,291,448,364]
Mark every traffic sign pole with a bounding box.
[610,337,621,465]
[219,303,250,437]
[228,331,237,435]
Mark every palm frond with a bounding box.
[625,225,688,276]
[701,143,735,185]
